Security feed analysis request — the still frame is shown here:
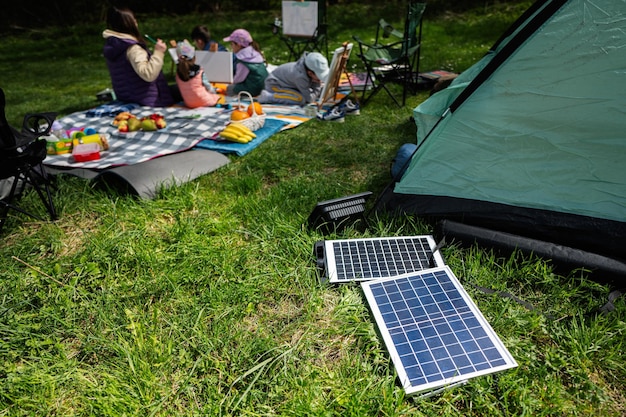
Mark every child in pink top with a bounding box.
[175,40,220,108]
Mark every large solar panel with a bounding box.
[315,236,445,283]
[361,266,517,396]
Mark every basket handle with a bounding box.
[237,91,258,116]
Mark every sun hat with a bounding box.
[223,29,253,47]
[304,52,330,83]
[176,39,195,59]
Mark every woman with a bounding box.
[102,6,176,107]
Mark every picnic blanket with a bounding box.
[196,118,288,156]
[45,101,313,168]
[256,102,312,129]
[194,102,313,156]
[46,148,230,199]
[42,100,313,198]
[44,106,232,169]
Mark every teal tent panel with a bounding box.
[412,0,556,144]
[398,0,626,223]
[413,51,496,145]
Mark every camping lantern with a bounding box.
[307,191,372,234]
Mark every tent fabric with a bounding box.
[410,0,551,143]
[379,0,626,267]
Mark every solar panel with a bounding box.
[361,266,517,396]
[315,236,445,283]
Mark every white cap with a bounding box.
[176,39,195,58]
[304,52,329,83]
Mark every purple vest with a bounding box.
[103,37,173,107]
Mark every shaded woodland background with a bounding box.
[2,0,519,32]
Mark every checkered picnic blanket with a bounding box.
[44,106,232,169]
[84,101,140,117]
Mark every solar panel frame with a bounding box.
[361,266,517,396]
[320,235,445,283]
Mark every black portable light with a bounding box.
[307,191,372,234]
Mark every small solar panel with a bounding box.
[315,236,445,283]
[361,266,517,396]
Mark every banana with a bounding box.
[218,129,251,143]
[226,123,256,138]
[218,120,258,144]
[224,129,255,141]
[236,123,255,135]
[218,129,240,140]
[221,126,242,136]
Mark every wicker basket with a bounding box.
[230,91,265,131]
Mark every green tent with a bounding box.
[378,0,626,277]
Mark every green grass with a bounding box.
[1,2,625,416]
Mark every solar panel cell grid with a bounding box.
[322,236,444,283]
[361,266,517,395]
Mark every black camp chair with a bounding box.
[0,88,57,233]
[353,1,426,106]
[272,0,328,61]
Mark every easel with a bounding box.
[317,42,357,110]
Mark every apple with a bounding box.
[118,120,129,132]
[155,118,166,129]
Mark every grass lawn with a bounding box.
[1,2,625,416]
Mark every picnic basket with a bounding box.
[231,91,265,131]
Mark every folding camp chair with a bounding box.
[0,88,57,233]
[273,1,328,61]
[353,1,426,106]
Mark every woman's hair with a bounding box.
[191,25,211,43]
[176,57,195,82]
[107,6,145,45]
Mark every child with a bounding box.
[175,40,220,108]
[222,29,268,96]
[103,6,177,107]
[191,25,227,52]
[257,52,329,106]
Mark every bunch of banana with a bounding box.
[218,123,257,143]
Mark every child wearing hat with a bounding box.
[257,52,329,106]
[223,29,268,96]
[174,40,220,108]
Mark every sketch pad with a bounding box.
[168,49,234,83]
[194,51,233,83]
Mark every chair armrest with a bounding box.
[353,35,404,51]
[22,112,56,136]
[352,35,379,49]
[379,19,403,39]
